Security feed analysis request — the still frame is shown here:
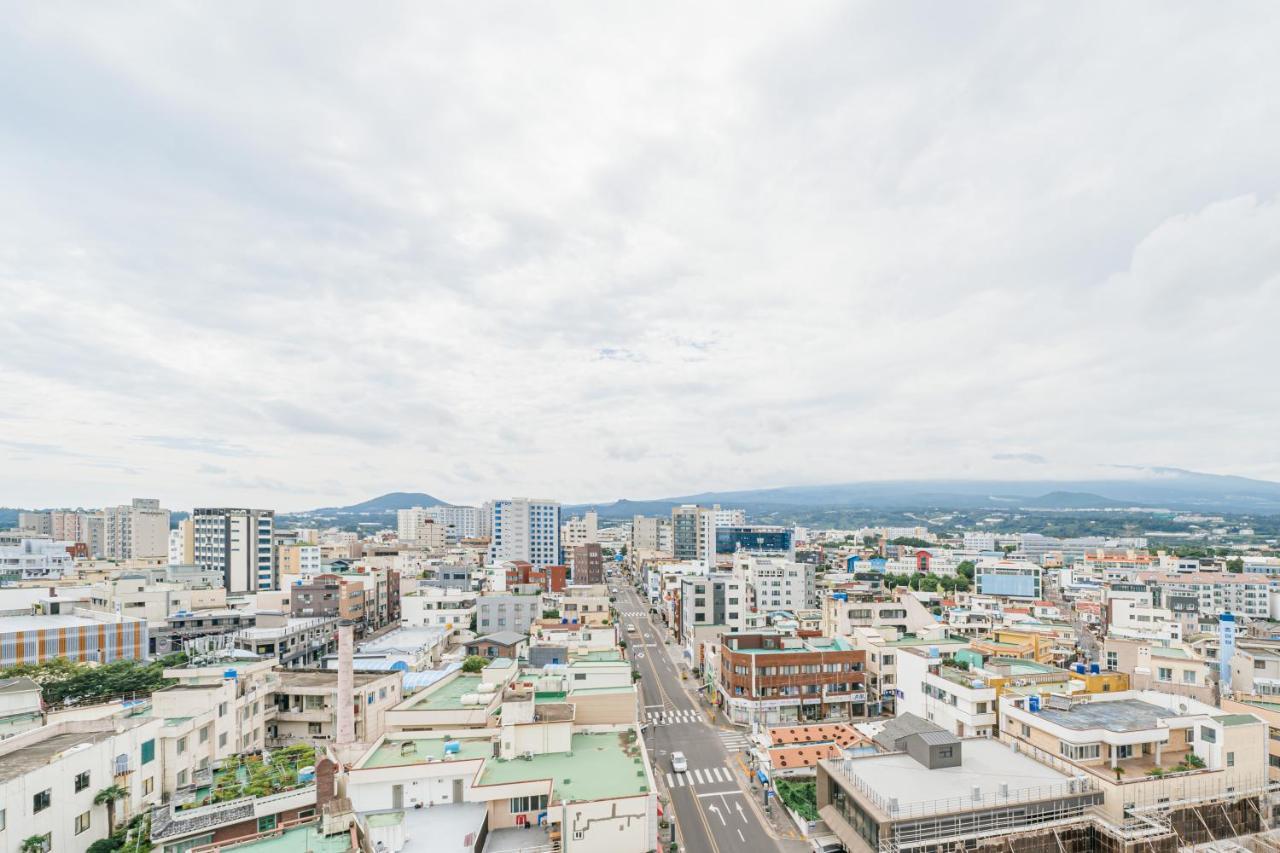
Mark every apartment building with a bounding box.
[849,629,970,715]
[630,515,671,556]
[0,717,164,853]
[487,498,561,567]
[570,542,605,584]
[676,573,755,660]
[276,542,322,581]
[717,631,867,725]
[267,668,401,748]
[736,552,816,612]
[102,498,170,560]
[671,504,716,566]
[545,584,611,627]
[1140,571,1274,619]
[420,504,483,541]
[820,593,935,638]
[400,586,476,632]
[1102,635,1215,703]
[561,510,599,550]
[193,508,276,593]
[503,560,568,593]
[395,508,448,551]
[475,592,543,635]
[895,644,999,737]
[288,573,367,627]
[0,535,78,581]
[233,614,337,668]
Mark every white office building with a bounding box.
[734,553,816,612]
[487,498,561,568]
[193,508,276,593]
[423,505,483,541]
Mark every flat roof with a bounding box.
[1034,698,1171,732]
[360,735,493,769]
[210,822,352,852]
[276,669,393,688]
[478,731,648,801]
[0,724,149,784]
[402,674,488,711]
[841,738,1072,810]
[0,613,108,630]
[1214,714,1260,727]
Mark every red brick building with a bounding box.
[718,631,867,726]
[505,561,568,593]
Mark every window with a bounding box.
[177,769,188,785]
[0,808,5,831]
[258,815,278,832]
[1059,742,1101,761]
[937,746,953,759]
[1201,726,1217,743]
[33,789,51,812]
[75,770,91,792]
[143,777,154,795]
[1157,667,1173,682]
[219,732,228,748]
[1183,669,1197,684]
[1228,751,1236,767]
[177,736,188,754]
[1105,651,1118,670]
[141,738,156,764]
[510,795,549,813]
[308,722,322,734]
[199,725,210,743]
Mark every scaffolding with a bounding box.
[875,775,1280,853]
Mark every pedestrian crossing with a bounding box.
[718,730,751,752]
[646,708,703,725]
[618,610,648,617]
[666,765,737,789]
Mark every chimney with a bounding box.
[336,620,356,747]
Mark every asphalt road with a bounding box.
[612,575,786,853]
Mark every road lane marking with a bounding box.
[666,772,674,787]
[693,769,705,785]
[737,829,746,842]
[695,789,743,798]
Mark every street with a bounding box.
[613,576,792,853]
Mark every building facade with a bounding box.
[193,508,276,593]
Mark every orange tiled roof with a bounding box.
[766,722,868,748]
[769,743,843,770]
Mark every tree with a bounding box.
[956,560,975,580]
[1227,558,1244,574]
[891,537,933,549]
[87,839,123,853]
[20,836,50,853]
[96,784,128,836]
[461,656,488,673]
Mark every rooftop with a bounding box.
[360,735,493,769]
[275,669,395,689]
[836,738,1076,817]
[1033,698,1172,732]
[477,731,649,801]
[207,821,353,852]
[0,723,149,784]
[399,674,489,711]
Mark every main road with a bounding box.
[611,575,789,853]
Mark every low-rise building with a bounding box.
[233,613,338,668]
[0,609,149,667]
[267,668,402,748]
[717,631,866,725]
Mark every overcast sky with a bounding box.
[3,3,1279,511]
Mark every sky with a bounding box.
[2,3,1280,511]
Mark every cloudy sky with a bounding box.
[3,3,1279,511]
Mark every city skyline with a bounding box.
[4,4,1280,508]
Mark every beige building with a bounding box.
[544,583,612,626]
[1103,636,1215,704]
[267,668,402,748]
[102,498,171,560]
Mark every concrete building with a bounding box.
[267,668,402,749]
[0,676,44,739]
[570,542,605,584]
[676,573,755,664]
[717,631,867,725]
[288,573,367,628]
[735,552,816,612]
[0,717,165,853]
[0,609,149,667]
[276,542,322,582]
[487,498,561,567]
[561,510,599,551]
[671,504,716,566]
[503,560,568,593]
[18,511,53,535]
[545,584,611,627]
[975,561,1043,599]
[0,536,77,581]
[475,592,543,635]
[422,505,483,541]
[630,515,671,556]
[193,507,276,593]
[1102,636,1215,703]
[102,498,170,560]
[234,614,338,668]
[401,587,476,633]
[396,508,448,551]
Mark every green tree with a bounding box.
[96,784,128,836]
[1227,558,1244,574]
[461,656,488,673]
[20,836,50,853]
[956,560,975,580]
[891,537,933,549]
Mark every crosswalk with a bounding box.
[617,610,648,617]
[645,708,703,725]
[666,765,738,789]
[718,730,751,752]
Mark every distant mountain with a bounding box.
[301,492,451,515]
[573,468,1280,517]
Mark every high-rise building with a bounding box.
[102,498,171,560]
[630,516,672,555]
[571,542,605,585]
[671,505,716,566]
[713,507,746,527]
[487,498,560,567]
[193,508,276,593]
[423,505,483,541]
[17,512,52,536]
[561,510,599,552]
[168,518,194,566]
[396,508,448,551]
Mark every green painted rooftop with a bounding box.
[570,686,632,695]
[1214,714,1261,727]
[360,735,493,769]
[886,635,968,648]
[401,674,488,711]
[1150,647,1191,659]
[1242,700,1280,714]
[478,732,649,801]
[576,651,624,662]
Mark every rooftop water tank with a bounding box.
[1090,662,1100,674]
[298,765,316,783]
[1028,696,1041,713]
[1074,663,1086,674]
[223,669,238,680]
[928,646,939,658]
[443,740,461,755]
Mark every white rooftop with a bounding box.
[0,613,114,630]
[841,738,1074,813]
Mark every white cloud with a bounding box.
[2,2,1279,508]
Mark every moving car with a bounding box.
[671,751,688,773]
[626,623,635,632]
